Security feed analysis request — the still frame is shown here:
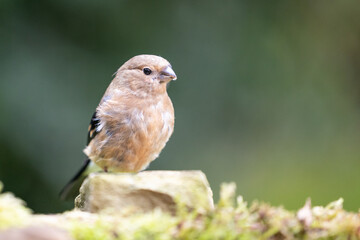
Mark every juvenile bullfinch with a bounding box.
[60,55,177,200]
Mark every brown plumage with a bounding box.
[60,55,177,200]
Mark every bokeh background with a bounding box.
[1,0,360,213]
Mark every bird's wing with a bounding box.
[87,111,101,145]
[60,111,101,200]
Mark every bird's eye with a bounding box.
[143,68,152,75]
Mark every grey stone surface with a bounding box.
[75,171,214,214]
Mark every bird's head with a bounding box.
[114,55,177,97]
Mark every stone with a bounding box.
[0,226,72,240]
[75,171,213,214]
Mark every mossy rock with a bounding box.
[1,173,360,240]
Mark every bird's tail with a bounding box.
[59,159,93,201]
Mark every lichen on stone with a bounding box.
[1,178,360,239]
[0,181,32,229]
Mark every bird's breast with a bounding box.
[131,97,174,146]
[85,94,174,173]
[125,96,174,170]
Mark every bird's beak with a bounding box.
[160,66,177,82]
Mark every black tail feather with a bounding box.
[59,159,91,201]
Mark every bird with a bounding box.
[60,54,177,200]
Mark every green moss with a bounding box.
[70,220,114,240]
[0,181,32,229]
[1,181,360,239]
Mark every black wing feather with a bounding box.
[59,111,102,201]
[59,158,90,200]
[87,111,101,145]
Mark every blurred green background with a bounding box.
[1,0,360,213]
